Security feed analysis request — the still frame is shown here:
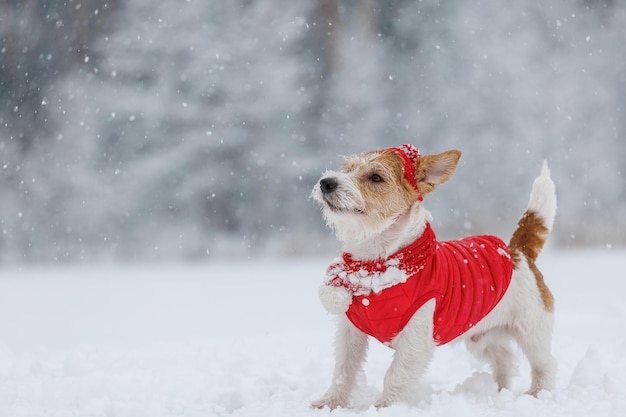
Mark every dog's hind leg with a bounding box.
[375,300,436,408]
[513,313,556,396]
[311,315,369,410]
[466,328,518,391]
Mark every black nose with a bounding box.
[320,177,338,194]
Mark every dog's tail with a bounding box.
[509,161,556,262]
[509,161,556,310]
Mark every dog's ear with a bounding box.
[414,150,461,195]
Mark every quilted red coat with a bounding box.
[324,223,513,346]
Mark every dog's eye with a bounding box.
[370,173,383,183]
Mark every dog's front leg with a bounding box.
[375,300,436,408]
[311,315,369,410]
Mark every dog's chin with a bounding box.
[321,203,364,231]
[323,200,363,215]
[323,207,401,242]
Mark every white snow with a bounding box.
[325,257,411,296]
[0,249,625,416]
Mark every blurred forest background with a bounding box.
[1,0,625,264]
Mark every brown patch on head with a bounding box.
[342,149,418,226]
[509,210,554,312]
[414,150,461,196]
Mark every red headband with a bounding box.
[389,144,423,201]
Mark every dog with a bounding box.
[311,144,556,409]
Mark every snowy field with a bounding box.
[0,249,625,417]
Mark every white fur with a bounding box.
[376,300,436,407]
[527,161,557,231]
[312,157,557,409]
[342,202,431,261]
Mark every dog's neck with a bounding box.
[339,202,433,261]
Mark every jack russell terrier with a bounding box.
[311,144,556,409]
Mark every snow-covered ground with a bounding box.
[0,249,624,417]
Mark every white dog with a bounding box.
[311,144,556,409]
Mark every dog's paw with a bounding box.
[374,399,391,409]
[374,391,408,410]
[311,394,347,410]
[319,285,352,314]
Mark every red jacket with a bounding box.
[324,224,513,346]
